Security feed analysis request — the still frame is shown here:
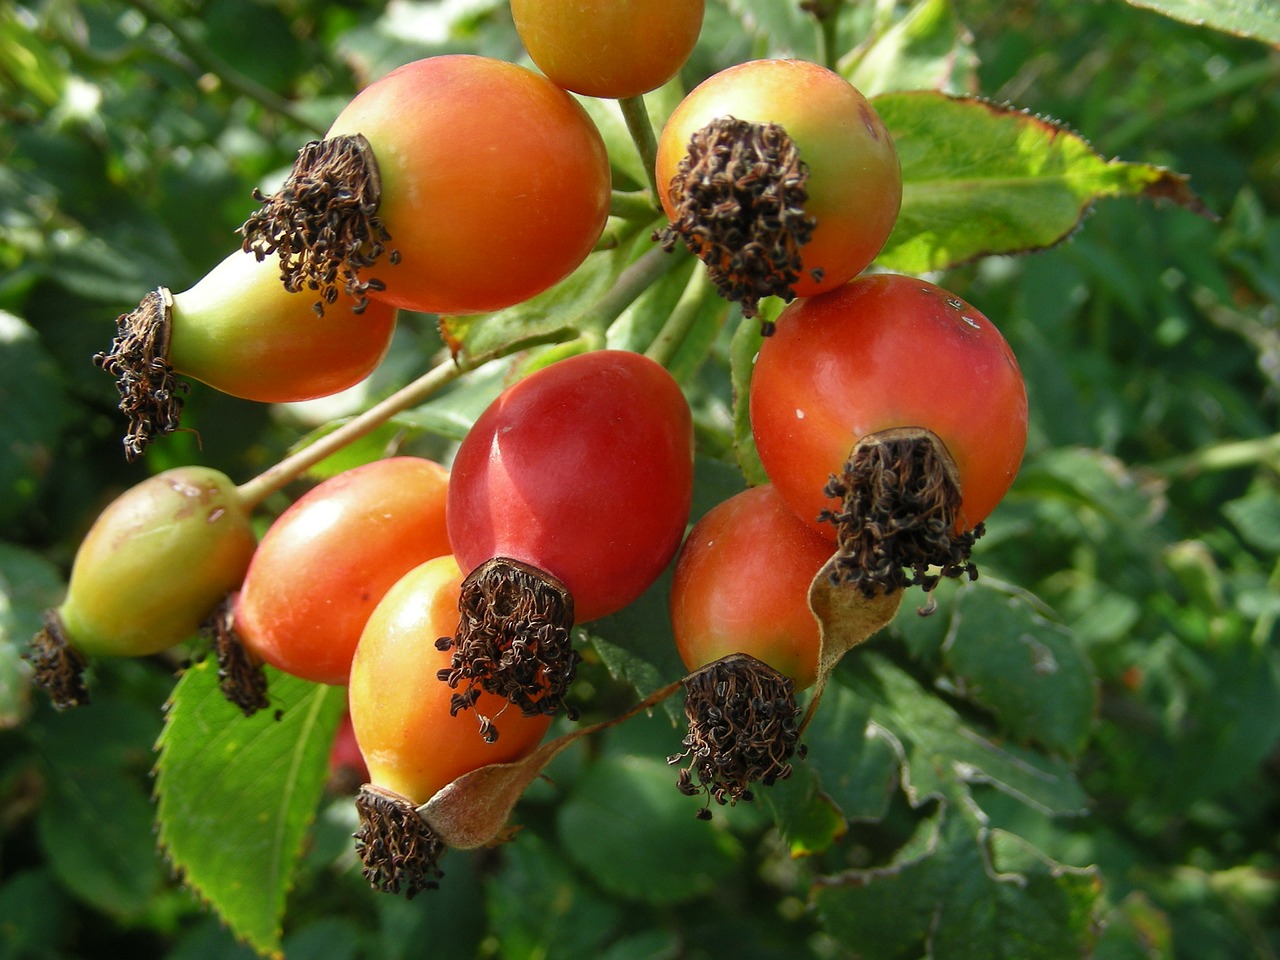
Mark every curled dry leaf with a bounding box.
[420,678,684,849]
[802,555,904,729]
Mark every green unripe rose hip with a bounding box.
[29,466,257,707]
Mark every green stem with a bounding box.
[617,95,662,204]
[593,242,689,331]
[235,354,470,508]
[610,189,662,221]
[810,0,846,72]
[1152,432,1280,479]
[645,265,715,368]
[119,0,327,136]
[236,246,688,507]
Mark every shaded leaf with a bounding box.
[557,755,742,904]
[815,801,1102,959]
[33,697,165,917]
[0,311,73,528]
[934,579,1097,756]
[844,654,1090,816]
[719,0,821,60]
[873,91,1212,274]
[155,661,344,959]
[0,543,63,727]
[486,832,621,960]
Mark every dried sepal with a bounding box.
[354,783,446,898]
[436,557,580,739]
[655,116,818,327]
[93,287,188,462]
[239,133,396,316]
[26,609,91,710]
[821,426,984,598]
[668,653,802,818]
[204,596,269,718]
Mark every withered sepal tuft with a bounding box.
[204,596,269,718]
[668,653,802,816]
[821,427,983,598]
[25,610,91,710]
[655,116,818,327]
[354,783,446,898]
[239,133,395,316]
[436,557,580,741]
[93,287,188,462]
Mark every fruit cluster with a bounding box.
[27,0,1030,899]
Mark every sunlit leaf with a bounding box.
[1118,0,1280,45]
[840,0,979,96]
[874,91,1211,274]
[155,661,344,959]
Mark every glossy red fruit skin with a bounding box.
[670,485,833,691]
[750,274,1029,540]
[60,467,256,657]
[655,58,901,298]
[233,457,451,686]
[326,55,612,315]
[349,555,553,804]
[446,350,694,624]
[511,0,705,99]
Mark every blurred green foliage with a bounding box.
[2,0,1278,958]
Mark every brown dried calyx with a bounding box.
[354,784,446,899]
[821,427,983,599]
[26,610,91,710]
[203,596,269,718]
[435,557,581,743]
[655,116,818,330]
[239,133,396,316]
[668,653,803,819]
[93,287,188,462]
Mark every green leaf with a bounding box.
[761,759,847,857]
[33,697,166,918]
[0,311,73,528]
[1223,484,1280,554]
[873,91,1211,274]
[839,0,979,96]
[815,801,1102,959]
[439,237,638,362]
[843,653,1089,816]
[486,832,621,960]
[935,580,1097,756]
[800,682,903,822]
[1119,0,1280,45]
[719,0,822,60]
[557,754,743,904]
[154,660,344,959]
[0,543,63,727]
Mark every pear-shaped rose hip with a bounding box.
[27,466,257,709]
[96,249,397,461]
